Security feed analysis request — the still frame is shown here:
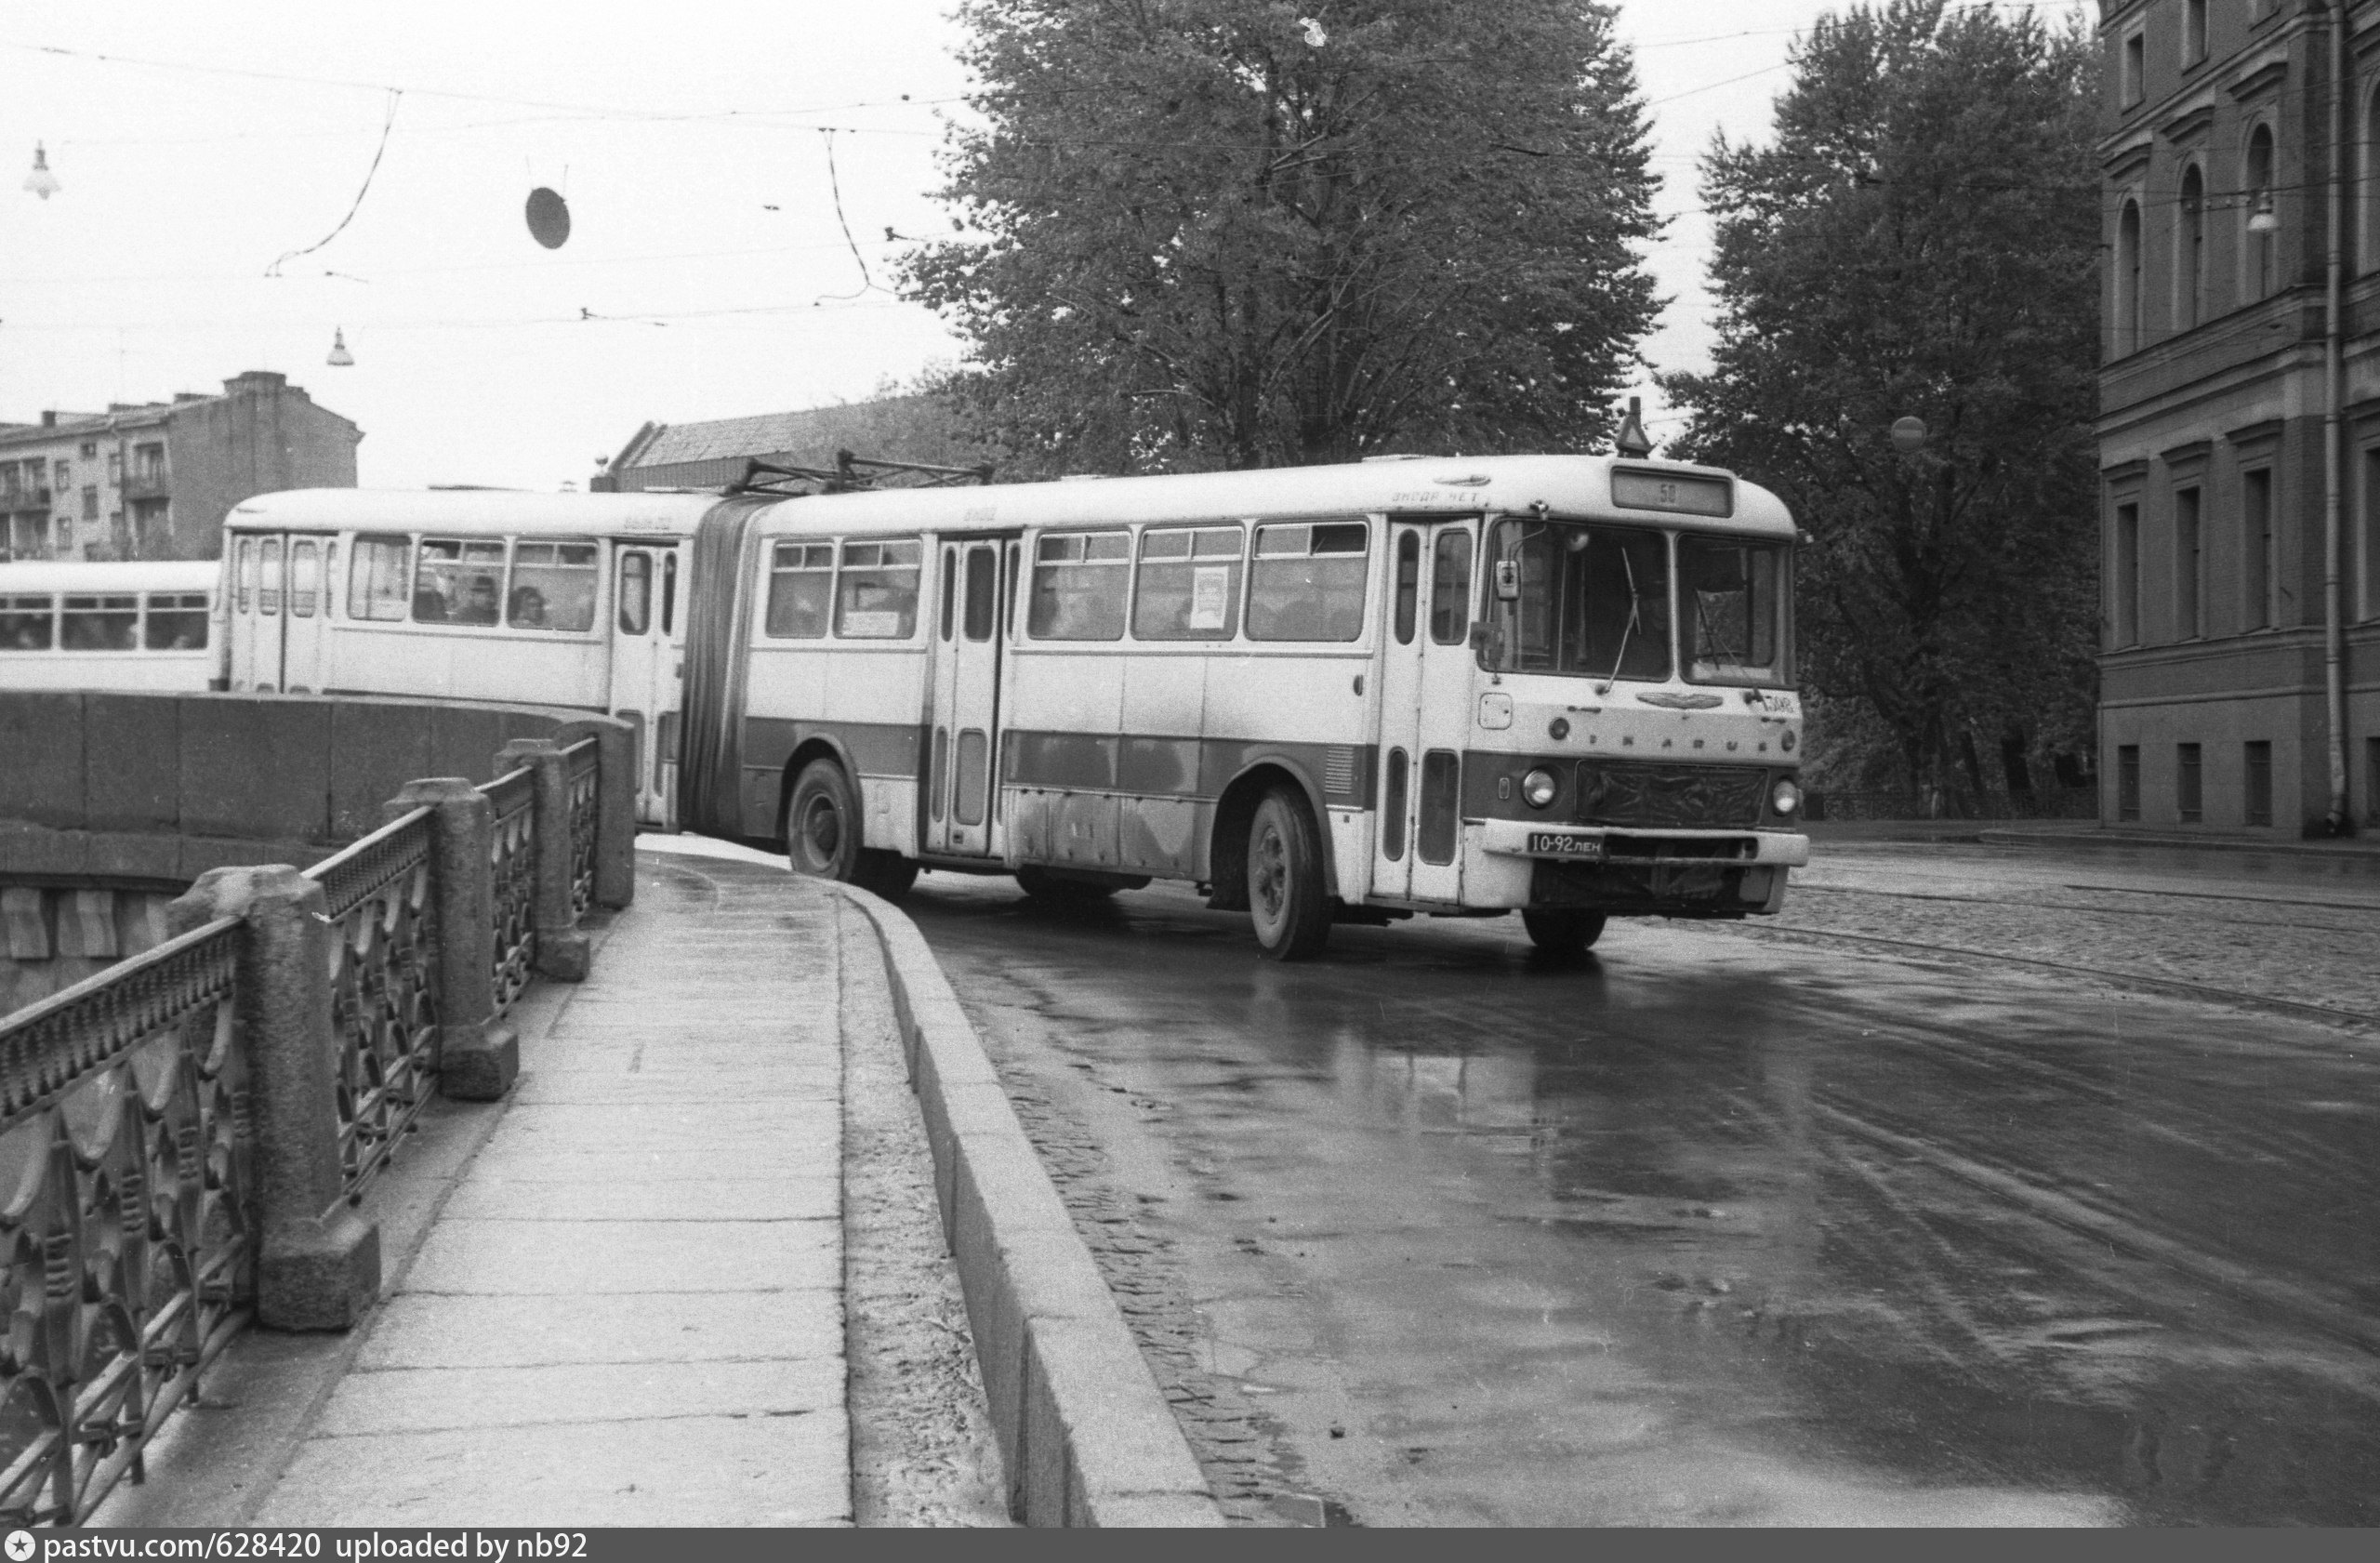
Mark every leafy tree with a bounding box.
[904,0,1661,475]
[1661,0,2099,804]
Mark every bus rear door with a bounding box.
[280,536,333,690]
[923,536,1012,858]
[1374,518,1478,903]
[607,542,685,828]
[228,532,334,691]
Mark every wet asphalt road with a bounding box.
[894,853,2380,1527]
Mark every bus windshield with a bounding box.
[1481,519,1670,682]
[1680,536,1789,686]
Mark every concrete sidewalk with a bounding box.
[103,851,859,1527]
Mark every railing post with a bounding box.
[385,778,520,1102]
[165,866,380,1331]
[556,719,636,908]
[496,738,589,981]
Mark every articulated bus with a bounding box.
[0,560,218,692]
[218,455,1809,960]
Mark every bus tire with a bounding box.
[1522,908,1606,958]
[1248,788,1330,961]
[853,852,919,901]
[786,760,918,900]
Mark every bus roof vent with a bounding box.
[1361,454,1427,462]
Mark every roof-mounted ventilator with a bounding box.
[728,448,995,497]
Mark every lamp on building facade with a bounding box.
[2248,192,2279,233]
[325,327,354,367]
[22,142,59,200]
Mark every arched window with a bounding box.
[2178,165,2205,328]
[2115,198,2143,355]
[2245,123,2278,300]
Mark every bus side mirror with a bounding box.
[1493,560,1520,602]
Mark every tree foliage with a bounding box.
[1660,1,2099,800]
[904,0,1661,476]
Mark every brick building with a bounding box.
[2098,0,2380,834]
[0,371,361,563]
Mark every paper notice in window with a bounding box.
[1189,565,1230,630]
[840,610,903,639]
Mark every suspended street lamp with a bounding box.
[22,143,60,200]
[326,327,355,367]
[2248,192,2280,233]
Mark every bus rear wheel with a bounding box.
[1247,788,1329,961]
[785,759,917,900]
[1522,908,1606,958]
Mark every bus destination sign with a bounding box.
[1610,469,1732,518]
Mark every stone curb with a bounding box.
[1977,826,2380,858]
[826,881,1225,1529]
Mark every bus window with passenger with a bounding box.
[765,543,834,638]
[509,541,598,630]
[1247,520,1368,642]
[60,594,139,651]
[1029,531,1130,641]
[415,537,505,624]
[0,594,53,650]
[143,591,209,649]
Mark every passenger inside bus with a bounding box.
[455,575,501,626]
[508,584,548,628]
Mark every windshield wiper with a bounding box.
[1595,548,1641,695]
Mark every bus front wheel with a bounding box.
[786,759,917,900]
[1247,788,1329,961]
[1521,908,1606,959]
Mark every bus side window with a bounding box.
[940,547,958,642]
[1247,520,1369,642]
[144,592,210,650]
[0,594,54,651]
[764,542,834,638]
[618,551,652,636]
[836,539,922,639]
[1430,529,1472,645]
[62,594,138,650]
[235,537,256,613]
[350,536,412,621]
[289,540,320,618]
[510,540,599,630]
[1393,531,1421,645]
[964,548,998,641]
[1028,531,1129,641]
[661,551,677,636]
[1132,525,1241,641]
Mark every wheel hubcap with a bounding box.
[803,797,840,861]
[1252,826,1285,921]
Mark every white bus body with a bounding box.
[223,455,1810,958]
[0,560,219,693]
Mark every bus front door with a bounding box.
[924,538,1010,858]
[279,536,333,691]
[1374,518,1478,904]
[606,542,684,828]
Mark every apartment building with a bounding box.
[2099,0,2380,833]
[0,370,362,563]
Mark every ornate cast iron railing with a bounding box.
[563,739,599,923]
[484,768,536,1015]
[302,809,438,1199]
[0,921,252,1526]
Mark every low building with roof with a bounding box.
[592,394,977,492]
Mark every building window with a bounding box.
[2243,467,2275,629]
[2177,165,2205,328]
[2175,485,2202,639]
[2184,0,2207,66]
[79,485,97,521]
[2177,743,2202,823]
[2244,740,2274,827]
[2246,125,2278,300]
[132,443,165,487]
[2122,30,2146,107]
[2114,500,2141,644]
[2118,745,2141,822]
[77,442,96,458]
[2115,200,2144,354]
[2364,448,2380,619]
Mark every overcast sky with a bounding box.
[0,1,2079,489]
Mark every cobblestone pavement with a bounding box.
[1742,841,2380,1025]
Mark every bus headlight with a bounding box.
[1771,779,1802,817]
[1521,768,1560,810]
